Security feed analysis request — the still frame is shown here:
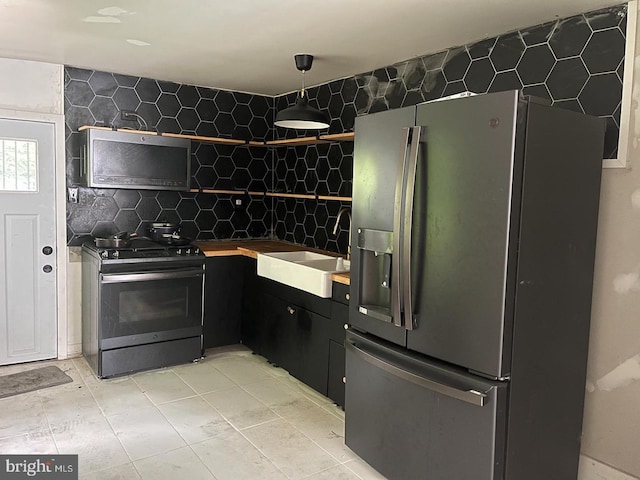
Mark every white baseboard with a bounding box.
[579,455,639,480]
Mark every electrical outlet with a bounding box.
[67,187,79,203]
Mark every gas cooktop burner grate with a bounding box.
[113,238,168,251]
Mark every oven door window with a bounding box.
[100,269,203,340]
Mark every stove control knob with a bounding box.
[112,250,119,258]
[185,248,191,255]
[194,247,200,255]
[101,251,108,259]
[177,249,182,255]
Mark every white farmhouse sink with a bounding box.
[257,251,350,298]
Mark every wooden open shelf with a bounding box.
[79,125,353,202]
[189,189,351,202]
[79,126,354,147]
[248,132,355,147]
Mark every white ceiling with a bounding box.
[0,0,625,96]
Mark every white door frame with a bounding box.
[0,108,68,360]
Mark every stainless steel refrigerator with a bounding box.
[345,90,605,480]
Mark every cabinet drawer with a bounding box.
[332,282,351,305]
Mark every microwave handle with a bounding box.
[80,143,87,178]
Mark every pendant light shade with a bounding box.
[275,95,330,129]
[274,54,329,130]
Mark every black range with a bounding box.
[81,237,205,378]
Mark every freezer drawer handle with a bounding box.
[347,341,487,407]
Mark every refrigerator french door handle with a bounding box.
[346,341,488,407]
[392,127,413,328]
[402,126,421,330]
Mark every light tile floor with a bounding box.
[0,345,387,480]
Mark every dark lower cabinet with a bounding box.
[253,278,332,395]
[240,257,262,353]
[259,291,295,367]
[207,256,349,406]
[203,257,244,348]
[292,307,331,395]
[328,340,345,406]
[328,295,349,407]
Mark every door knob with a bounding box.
[43,265,52,273]
[42,246,53,255]
[287,306,295,315]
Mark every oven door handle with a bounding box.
[100,269,204,284]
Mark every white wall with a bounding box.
[578,2,640,479]
[0,58,63,115]
[66,248,82,356]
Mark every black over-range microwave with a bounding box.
[79,128,192,191]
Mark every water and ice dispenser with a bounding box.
[356,228,394,323]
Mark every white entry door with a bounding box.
[0,118,57,365]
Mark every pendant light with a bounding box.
[274,54,330,130]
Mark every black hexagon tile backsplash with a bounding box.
[272,4,627,252]
[66,4,626,253]
[65,70,276,245]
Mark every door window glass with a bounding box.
[0,138,38,191]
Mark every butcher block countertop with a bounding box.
[195,239,350,285]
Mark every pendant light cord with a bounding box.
[274,53,329,129]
